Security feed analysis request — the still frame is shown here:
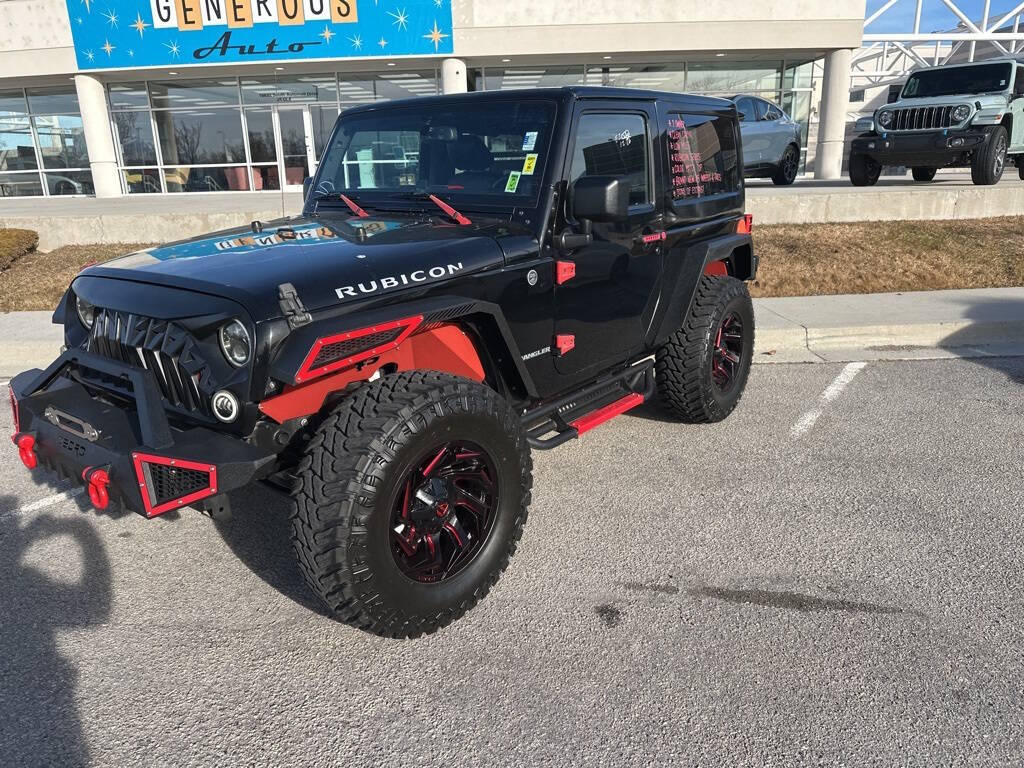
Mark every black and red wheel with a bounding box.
[290,371,531,638]
[655,275,755,423]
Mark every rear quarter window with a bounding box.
[666,112,740,200]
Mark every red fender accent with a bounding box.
[259,324,487,424]
[703,260,729,277]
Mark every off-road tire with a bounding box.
[771,144,800,186]
[912,167,937,182]
[290,370,532,638]
[849,152,881,186]
[656,275,755,424]
[971,126,1008,186]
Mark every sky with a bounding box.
[866,0,1024,33]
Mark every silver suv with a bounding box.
[850,58,1024,186]
[732,95,802,185]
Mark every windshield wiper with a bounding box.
[339,193,369,218]
[397,191,472,226]
[310,191,370,218]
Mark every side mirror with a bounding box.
[571,176,630,223]
[302,176,312,201]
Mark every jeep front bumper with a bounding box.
[9,350,276,517]
[851,128,989,167]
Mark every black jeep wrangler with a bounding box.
[10,87,756,637]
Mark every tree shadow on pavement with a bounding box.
[0,498,111,768]
[213,486,332,619]
[938,296,1024,387]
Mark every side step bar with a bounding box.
[522,360,655,450]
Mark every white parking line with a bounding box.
[0,488,84,520]
[791,362,868,439]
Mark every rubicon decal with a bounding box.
[336,263,464,298]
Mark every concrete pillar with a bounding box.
[441,58,468,94]
[814,48,854,181]
[73,74,122,197]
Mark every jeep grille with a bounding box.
[887,106,958,131]
[88,309,211,416]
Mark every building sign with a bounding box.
[66,0,454,70]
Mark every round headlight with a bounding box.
[218,319,251,367]
[877,110,893,128]
[75,295,95,329]
[952,104,971,123]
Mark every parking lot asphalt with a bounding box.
[1,355,1022,767]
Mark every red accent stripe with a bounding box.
[571,393,645,435]
[736,213,753,234]
[294,315,423,384]
[131,452,218,518]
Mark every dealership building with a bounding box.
[0,0,865,198]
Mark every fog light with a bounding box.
[212,390,240,423]
[950,137,965,147]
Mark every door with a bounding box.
[276,107,316,191]
[554,106,664,377]
[759,99,793,168]
[734,97,762,168]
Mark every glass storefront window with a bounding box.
[44,170,94,195]
[27,87,80,115]
[241,75,337,105]
[113,111,158,166]
[686,61,782,98]
[164,165,250,193]
[149,80,240,109]
[310,104,339,160]
[155,109,246,165]
[0,116,37,170]
[108,83,150,110]
[337,71,438,107]
[584,64,687,92]
[0,89,29,115]
[244,108,277,163]
[0,172,43,197]
[34,115,89,169]
[480,66,585,91]
[252,165,280,191]
[122,168,162,194]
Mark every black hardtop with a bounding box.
[339,86,736,117]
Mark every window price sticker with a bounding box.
[521,153,538,175]
[522,131,538,151]
[505,171,522,193]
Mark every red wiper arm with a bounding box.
[427,194,472,226]
[339,194,369,218]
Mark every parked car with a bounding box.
[731,95,802,185]
[850,58,1024,186]
[10,86,757,638]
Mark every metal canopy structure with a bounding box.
[856,0,1024,87]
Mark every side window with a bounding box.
[667,112,739,200]
[735,97,755,123]
[754,100,769,121]
[764,103,782,121]
[569,113,650,206]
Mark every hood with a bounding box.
[82,212,509,319]
[890,93,1008,109]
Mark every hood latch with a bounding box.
[278,283,312,329]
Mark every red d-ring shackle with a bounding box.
[82,467,111,510]
[15,434,37,469]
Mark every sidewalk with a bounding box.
[1,287,1022,377]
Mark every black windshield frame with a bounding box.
[311,99,559,211]
[902,63,1014,99]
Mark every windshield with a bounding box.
[902,63,1013,98]
[313,100,557,206]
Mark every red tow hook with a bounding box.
[82,466,111,510]
[14,433,37,469]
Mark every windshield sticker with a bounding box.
[522,131,538,151]
[505,171,522,193]
[521,153,538,175]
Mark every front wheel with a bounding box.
[912,167,937,182]
[656,275,755,424]
[290,371,532,638]
[971,126,1008,185]
[849,152,882,186]
[771,145,800,186]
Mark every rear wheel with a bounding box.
[912,167,937,182]
[656,276,755,424]
[771,144,800,186]
[290,371,532,638]
[849,152,882,186]
[971,126,1008,186]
